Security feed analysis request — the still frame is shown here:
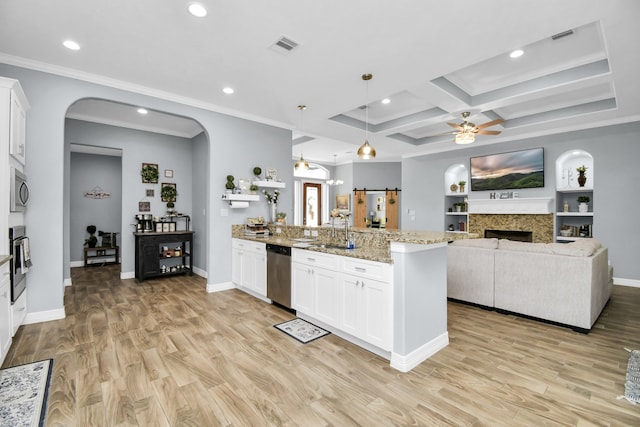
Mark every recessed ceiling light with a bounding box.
[188,3,207,17]
[381,98,391,105]
[137,108,148,115]
[510,49,524,59]
[63,40,80,50]
[222,87,234,94]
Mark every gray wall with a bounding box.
[0,62,292,316]
[191,131,208,272]
[69,152,122,262]
[66,119,194,273]
[401,122,640,281]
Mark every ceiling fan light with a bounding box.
[455,132,475,145]
[357,140,376,159]
[295,154,309,170]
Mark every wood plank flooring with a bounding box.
[3,265,640,426]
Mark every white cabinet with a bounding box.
[11,290,27,336]
[293,249,393,351]
[0,262,12,364]
[292,249,339,327]
[339,258,392,351]
[231,239,267,297]
[0,78,29,167]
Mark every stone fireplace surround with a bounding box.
[467,198,554,243]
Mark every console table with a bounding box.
[84,245,120,267]
[134,231,193,281]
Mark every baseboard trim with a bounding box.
[70,260,83,268]
[24,308,66,324]
[391,332,449,373]
[614,278,640,288]
[120,271,135,279]
[207,281,235,293]
[192,266,207,278]
[64,278,72,287]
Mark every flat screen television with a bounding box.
[470,147,544,191]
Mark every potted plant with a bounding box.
[253,167,262,180]
[577,195,590,213]
[225,175,235,193]
[458,180,467,193]
[85,225,98,248]
[249,184,259,194]
[161,184,177,212]
[276,212,287,224]
[576,165,588,187]
[453,202,464,212]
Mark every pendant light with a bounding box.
[327,154,344,186]
[294,105,310,171]
[357,73,376,159]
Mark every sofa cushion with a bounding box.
[498,239,553,253]
[450,238,498,249]
[497,238,602,257]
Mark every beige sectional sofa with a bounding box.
[447,238,612,332]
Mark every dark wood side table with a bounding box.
[84,245,120,267]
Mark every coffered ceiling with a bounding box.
[1,1,638,164]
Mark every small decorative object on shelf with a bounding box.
[249,184,258,194]
[141,163,159,183]
[263,189,280,223]
[563,200,569,212]
[576,165,588,187]
[276,212,287,224]
[253,166,262,180]
[225,175,235,193]
[577,195,590,213]
[458,180,466,193]
[448,224,454,231]
[450,183,458,192]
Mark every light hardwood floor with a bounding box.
[3,265,640,426]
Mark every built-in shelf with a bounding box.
[556,236,592,242]
[556,187,594,193]
[556,212,593,217]
[253,180,285,188]
[221,194,260,201]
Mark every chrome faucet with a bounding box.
[341,212,351,244]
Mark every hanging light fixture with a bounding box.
[327,154,344,186]
[294,105,309,171]
[455,131,475,145]
[357,73,376,159]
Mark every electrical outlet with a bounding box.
[303,229,311,237]
[275,227,282,234]
[311,230,318,237]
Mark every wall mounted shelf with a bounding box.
[253,180,285,189]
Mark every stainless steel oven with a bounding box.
[9,226,31,303]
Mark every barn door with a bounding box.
[385,189,399,229]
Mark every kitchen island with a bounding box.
[231,225,476,372]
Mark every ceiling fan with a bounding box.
[447,111,504,144]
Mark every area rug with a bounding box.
[618,348,640,404]
[0,359,53,427]
[274,318,330,344]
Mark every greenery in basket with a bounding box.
[577,196,590,204]
[249,184,259,193]
[141,164,159,183]
[161,185,177,208]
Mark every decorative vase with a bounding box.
[459,185,465,193]
[270,203,278,223]
[578,172,586,187]
[579,202,588,213]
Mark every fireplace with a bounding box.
[468,213,554,243]
[485,229,533,242]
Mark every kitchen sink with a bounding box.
[314,244,355,250]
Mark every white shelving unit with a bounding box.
[555,150,594,241]
[253,180,285,189]
[444,164,469,232]
[221,193,259,208]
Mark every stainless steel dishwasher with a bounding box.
[266,244,292,309]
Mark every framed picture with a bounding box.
[146,189,155,197]
[141,163,159,183]
[161,183,177,202]
[266,168,278,181]
[336,194,350,211]
[138,201,150,212]
[164,169,173,178]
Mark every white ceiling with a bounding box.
[1,0,639,165]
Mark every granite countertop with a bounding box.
[0,254,12,267]
[234,226,478,264]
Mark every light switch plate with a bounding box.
[303,229,311,236]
